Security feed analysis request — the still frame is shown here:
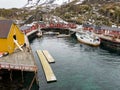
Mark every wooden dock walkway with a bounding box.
[96,34,120,42]
[0,48,37,72]
[0,35,38,90]
[37,50,57,82]
[42,50,55,63]
[26,29,38,37]
[0,36,37,72]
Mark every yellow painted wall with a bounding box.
[0,39,8,52]
[14,24,25,46]
[0,23,25,54]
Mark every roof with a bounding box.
[101,26,120,31]
[95,26,101,30]
[20,25,31,31]
[95,25,120,31]
[83,24,94,28]
[0,20,13,38]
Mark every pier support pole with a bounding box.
[35,72,39,85]
[21,71,24,83]
[10,70,12,81]
[28,73,36,90]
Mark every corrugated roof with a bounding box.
[0,20,13,38]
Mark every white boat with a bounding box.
[75,31,100,46]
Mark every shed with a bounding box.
[0,20,25,54]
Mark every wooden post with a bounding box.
[21,71,24,83]
[10,70,12,81]
[35,72,39,85]
[28,73,36,90]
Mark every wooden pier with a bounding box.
[96,34,120,42]
[0,35,37,72]
[0,36,38,90]
[42,50,55,63]
[37,50,57,82]
[0,48,37,72]
[26,29,39,40]
[26,29,38,37]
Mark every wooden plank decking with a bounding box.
[42,50,55,63]
[0,36,37,72]
[0,48,37,72]
[36,50,57,82]
[26,29,38,37]
[96,34,120,42]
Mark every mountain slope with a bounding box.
[25,0,84,8]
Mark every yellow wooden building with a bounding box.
[0,20,25,54]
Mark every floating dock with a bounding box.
[36,50,57,82]
[57,34,70,38]
[42,50,55,63]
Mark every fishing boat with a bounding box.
[75,31,100,46]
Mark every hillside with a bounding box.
[52,0,120,26]
[0,0,120,26]
[83,0,120,4]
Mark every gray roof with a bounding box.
[0,20,13,38]
[83,24,94,28]
[102,26,120,31]
[20,25,31,31]
[83,23,120,31]
[95,25,120,31]
[95,26,102,30]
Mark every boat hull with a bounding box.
[100,38,120,53]
[77,37,100,47]
[76,32,100,47]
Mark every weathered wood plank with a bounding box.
[36,50,57,82]
[0,49,37,72]
[42,50,55,63]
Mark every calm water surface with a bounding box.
[30,35,120,90]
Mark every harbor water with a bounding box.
[30,35,120,90]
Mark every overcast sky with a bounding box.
[0,0,27,9]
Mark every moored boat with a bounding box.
[76,31,100,46]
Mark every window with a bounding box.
[13,35,16,40]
